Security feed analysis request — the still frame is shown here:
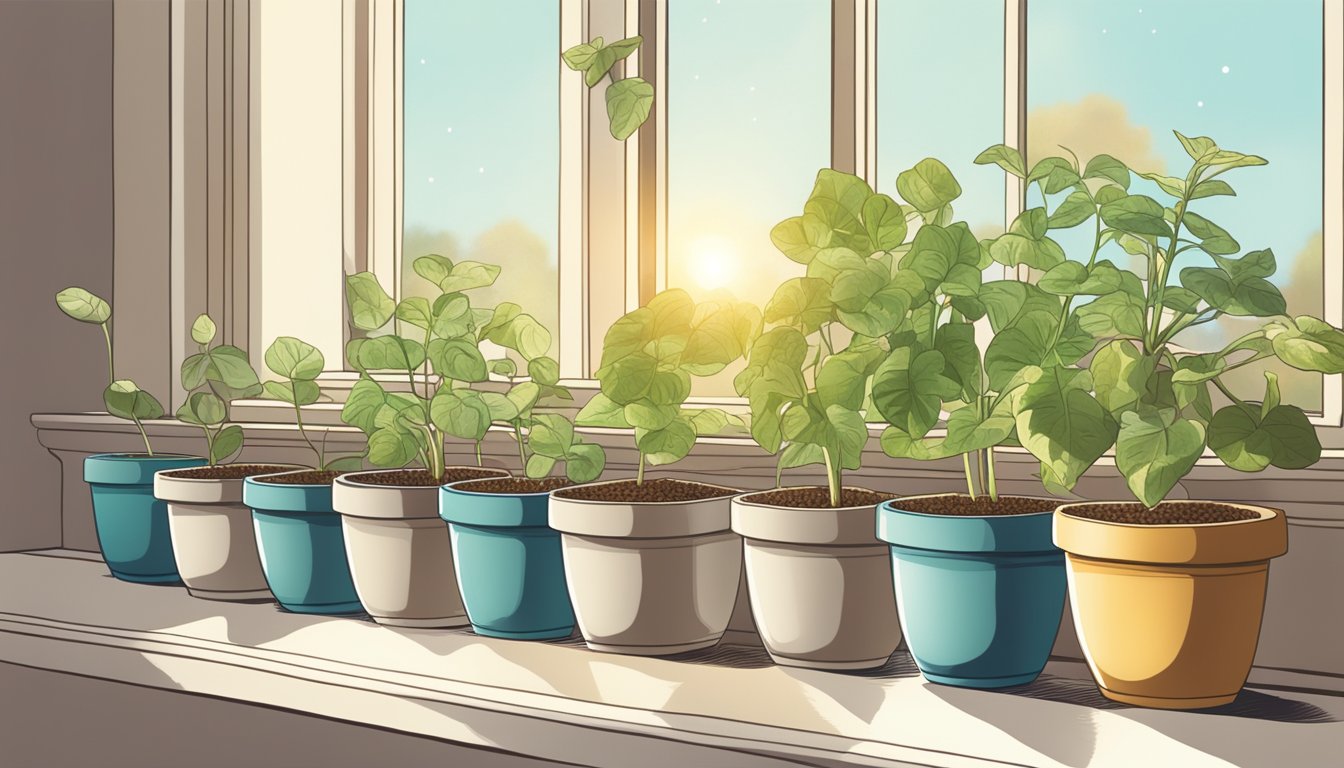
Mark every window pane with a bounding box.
[666,0,831,309]
[1028,0,1325,411]
[877,0,1005,235]
[403,0,560,342]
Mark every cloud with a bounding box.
[1028,94,1166,174]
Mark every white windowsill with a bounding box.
[2,550,1339,768]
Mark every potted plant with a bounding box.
[55,287,205,583]
[730,169,905,670]
[334,257,508,627]
[440,345,604,639]
[152,314,293,601]
[872,151,1122,687]
[551,288,758,655]
[1007,132,1344,708]
[245,336,368,615]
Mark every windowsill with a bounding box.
[3,549,1339,767]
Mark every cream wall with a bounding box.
[251,0,346,369]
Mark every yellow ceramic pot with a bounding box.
[1053,501,1288,709]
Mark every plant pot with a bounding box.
[1054,501,1289,709]
[548,479,742,655]
[439,479,575,640]
[876,494,1066,688]
[244,470,363,615]
[83,453,207,583]
[155,465,295,601]
[732,487,901,670]
[333,467,508,628]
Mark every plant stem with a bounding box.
[514,421,528,472]
[133,416,152,456]
[962,452,976,499]
[100,322,116,383]
[291,381,322,467]
[986,449,998,502]
[637,452,646,485]
[474,440,483,467]
[1211,377,1245,406]
[200,425,215,465]
[822,447,840,508]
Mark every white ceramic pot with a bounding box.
[333,468,506,628]
[549,479,742,655]
[732,488,901,670]
[156,467,293,601]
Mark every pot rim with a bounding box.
[336,466,509,490]
[880,492,1061,518]
[878,494,1063,555]
[549,476,741,506]
[733,485,889,513]
[157,463,305,484]
[1053,499,1288,566]
[444,477,566,498]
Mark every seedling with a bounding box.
[177,313,262,465]
[578,288,759,483]
[261,336,364,472]
[55,287,163,454]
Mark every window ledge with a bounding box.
[4,550,1339,767]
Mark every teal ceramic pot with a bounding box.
[877,495,1066,688]
[244,471,363,615]
[83,453,206,583]
[439,480,575,640]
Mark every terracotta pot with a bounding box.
[1054,501,1288,709]
[732,488,901,670]
[333,468,507,628]
[155,468,296,601]
[548,479,742,655]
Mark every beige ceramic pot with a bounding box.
[156,467,296,601]
[334,468,507,628]
[1055,501,1288,709]
[548,479,742,655]
[732,488,901,670]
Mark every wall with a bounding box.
[0,0,116,551]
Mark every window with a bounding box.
[1028,0,1329,413]
[402,0,562,348]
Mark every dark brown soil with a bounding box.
[162,464,294,480]
[1064,502,1260,525]
[552,478,735,503]
[739,486,895,509]
[897,495,1059,517]
[257,470,342,485]
[452,477,572,495]
[348,468,508,487]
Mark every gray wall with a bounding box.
[0,0,116,551]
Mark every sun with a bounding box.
[687,236,741,292]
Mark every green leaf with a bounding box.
[984,311,1056,391]
[770,215,825,264]
[564,442,606,483]
[191,314,217,345]
[944,406,1015,455]
[432,293,474,339]
[861,193,907,251]
[1015,367,1117,490]
[412,254,454,286]
[980,281,1060,332]
[395,297,434,330]
[103,379,164,421]
[427,338,488,382]
[605,77,653,140]
[527,356,561,386]
[1180,268,1285,317]
[935,322,983,401]
[1174,131,1218,162]
[897,158,962,213]
[210,424,244,465]
[903,222,984,291]
[482,307,552,361]
[871,346,959,439]
[561,38,602,71]
[1083,154,1130,188]
[489,358,518,377]
[1010,208,1049,240]
[575,392,631,429]
[1208,402,1320,472]
[596,352,657,404]
[1048,191,1096,229]
[529,413,576,457]
[203,345,262,398]
[636,419,697,465]
[816,347,884,411]
[181,353,211,391]
[505,381,542,417]
[1211,248,1276,282]
[1182,212,1239,255]
[366,426,419,468]
[55,287,111,324]
[525,453,558,479]
[1075,291,1147,339]
[973,144,1026,178]
[585,47,618,86]
[1135,171,1186,198]
[1038,260,1123,296]
[988,233,1065,271]
[1100,195,1172,238]
[340,378,389,433]
[349,336,426,372]
[439,261,501,294]
[265,336,325,380]
[430,388,491,441]
[479,392,519,423]
[262,379,320,406]
[345,272,395,331]
[1266,316,1344,374]
[607,35,642,60]
[1091,341,1154,415]
[177,391,227,426]
[623,399,678,431]
[687,407,742,436]
[1115,410,1207,507]
[763,277,832,334]
[1190,179,1236,200]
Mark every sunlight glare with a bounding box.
[687,236,741,292]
